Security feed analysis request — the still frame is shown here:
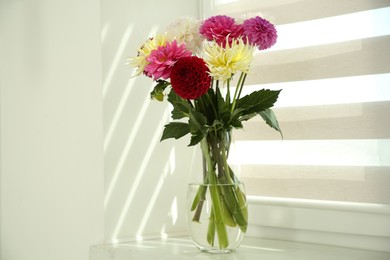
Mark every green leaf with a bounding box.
[150,80,170,101]
[189,132,204,146]
[160,122,190,141]
[229,119,243,129]
[167,89,191,119]
[238,112,257,122]
[216,87,228,115]
[195,88,218,124]
[209,120,224,132]
[229,108,247,128]
[236,89,281,115]
[188,109,207,134]
[187,109,208,146]
[260,108,283,137]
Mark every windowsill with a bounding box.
[245,196,390,252]
[90,236,390,260]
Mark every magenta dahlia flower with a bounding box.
[242,16,277,50]
[170,56,211,100]
[144,40,192,80]
[199,15,243,47]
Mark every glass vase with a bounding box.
[186,129,248,253]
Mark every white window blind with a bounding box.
[206,0,390,204]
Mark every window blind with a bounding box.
[206,0,390,204]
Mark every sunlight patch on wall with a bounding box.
[104,91,161,208]
[135,156,172,237]
[110,107,169,240]
[104,77,136,152]
[170,196,178,225]
[101,22,110,44]
[103,25,133,97]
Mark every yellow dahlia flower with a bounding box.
[128,33,167,76]
[203,38,254,81]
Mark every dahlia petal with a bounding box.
[242,16,277,50]
[200,15,243,47]
[170,56,211,99]
[144,40,192,80]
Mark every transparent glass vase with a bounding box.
[186,129,248,253]
[187,183,247,253]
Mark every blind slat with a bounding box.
[235,101,390,140]
[246,35,390,85]
[230,139,390,166]
[242,165,390,204]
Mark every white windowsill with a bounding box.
[246,196,390,252]
[90,236,390,260]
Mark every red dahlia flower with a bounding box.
[199,15,243,47]
[242,16,277,50]
[170,56,211,100]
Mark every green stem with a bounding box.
[230,72,247,113]
[218,130,232,182]
[226,79,231,108]
[204,90,219,121]
[200,138,229,249]
[207,207,215,246]
[230,72,245,113]
[236,73,247,100]
[210,130,248,233]
[191,181,208,222]
[207,133,224,179]
[191,156,209,223]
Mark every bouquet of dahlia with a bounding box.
[129,15,282,250]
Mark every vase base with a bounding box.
[198,247,235,254]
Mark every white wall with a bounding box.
[0,1,104,260]
[0,0,202,258]
[101,0,201,242]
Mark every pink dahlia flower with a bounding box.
[170,56,211,100]
[144,40,192,80]
[199,15,243,47]
[242,16,277,50]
